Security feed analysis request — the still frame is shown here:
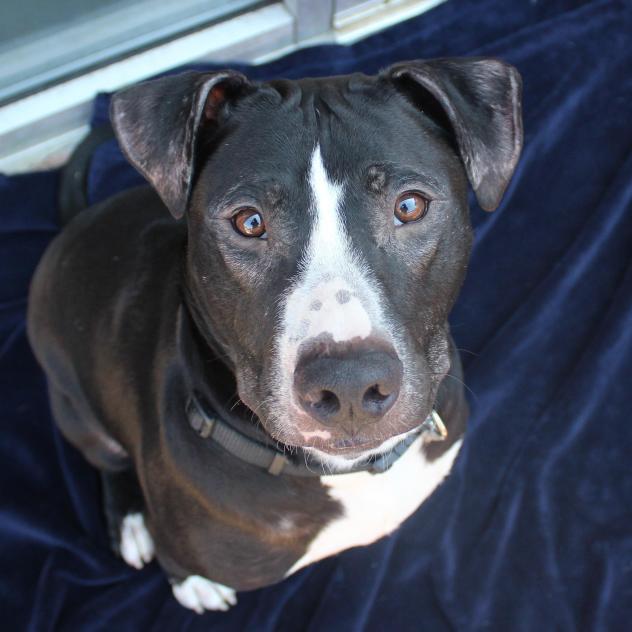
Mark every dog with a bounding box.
[27,57,522,613]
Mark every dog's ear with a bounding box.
[110,70,252,219]
[385,58,523,211]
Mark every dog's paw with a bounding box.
[172,575,237,613]
[119,512,154,569]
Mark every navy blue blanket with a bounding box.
[2,0,632,629]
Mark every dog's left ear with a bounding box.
[110,70,253,219]
[385,57,523,211]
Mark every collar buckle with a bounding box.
[267,453,288,476]
[188,397,216,438]
[421,410,448,442]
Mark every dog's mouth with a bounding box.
[332,437,379,451]
[300,425,426,469]
[276,414,428,458]
[303,435,385,456]
[203,381,417,459]
[219,399,392,456]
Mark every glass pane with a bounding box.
[0,0,265,104]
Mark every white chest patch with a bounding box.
[287,438,462,575]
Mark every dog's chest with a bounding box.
[287,437,462,575]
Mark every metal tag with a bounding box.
[421,410,448,442]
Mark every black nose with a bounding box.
[293,345,403,436]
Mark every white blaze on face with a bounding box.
[289,144,374,345]
[273,144,390,420]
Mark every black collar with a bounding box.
[186,392,448,477]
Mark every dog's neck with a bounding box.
[177,293,272,446]
[426,336,468,461]
[181,274,238,374]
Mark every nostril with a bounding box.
[314,390,340,417]
[362,383,397,415]
[301,389,341,422]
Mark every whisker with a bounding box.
[441,372,477,400]
[455,347,478,357]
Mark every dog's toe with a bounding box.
[119,513,155,569]
[172,575,237,613]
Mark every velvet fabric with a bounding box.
[2,0,632,629]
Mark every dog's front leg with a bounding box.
[103,471,238,612]
[101,470,154,569]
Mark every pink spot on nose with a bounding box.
[301,429,332,440]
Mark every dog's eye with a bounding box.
[232,208,267,238]
[394,192,429,225]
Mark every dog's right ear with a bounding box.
[110,70,252,219]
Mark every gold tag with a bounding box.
[422,410,448,442]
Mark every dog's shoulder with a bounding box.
[27,185,184,380]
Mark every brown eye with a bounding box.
[394,191,429,225]
[232,207,267,238]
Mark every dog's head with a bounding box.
[111,58,522,467]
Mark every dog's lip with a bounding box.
[300,420,427,456]
[277,433,379,454]
[329,438,378,454]
[303,435,385,456]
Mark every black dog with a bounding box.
[28,57,522,612]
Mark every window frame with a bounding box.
[0,0,444,174]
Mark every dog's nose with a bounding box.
[293,345,403,436]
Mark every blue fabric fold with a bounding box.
[2,0,631,629]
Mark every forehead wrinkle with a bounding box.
[371,161,444,191]
[213,177,287,207]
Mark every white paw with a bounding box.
[172,575,237,613]
[119,513,155,569]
